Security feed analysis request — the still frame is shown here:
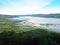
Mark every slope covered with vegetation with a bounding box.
[0,19,60,45]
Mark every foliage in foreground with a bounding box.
[0,29,60,45]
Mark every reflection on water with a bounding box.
[11,16,60,32]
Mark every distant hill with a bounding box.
[28,13,60,18]
[0,13,60,18]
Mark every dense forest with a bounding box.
[0,18,60,45]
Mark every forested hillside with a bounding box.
[0,18,60,45]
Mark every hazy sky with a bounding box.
[0,0,60,15]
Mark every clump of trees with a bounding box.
[0,29,60,45]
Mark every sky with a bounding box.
[0,0,60,15]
